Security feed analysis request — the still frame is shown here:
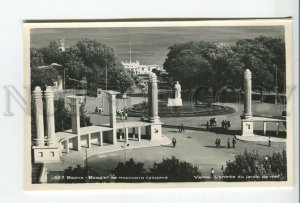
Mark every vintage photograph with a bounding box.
[24,20,293,189]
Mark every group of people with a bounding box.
[209,118,217,127]
[221,120,231,129]
[215,137,236,148]
[207,118,231,130]
[116,108,128,120]
[178,123,185,133]
[95,106,103,115]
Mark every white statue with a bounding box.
[174,81,181,99]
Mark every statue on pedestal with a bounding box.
[167,81,182,107]
[174,81,181,99]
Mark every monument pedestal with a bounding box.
[33,146,60,163]
[167,98,182,107]
[146,122,163,141]
[241,120,254,136]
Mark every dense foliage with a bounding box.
[223,149,287,181]
[163,36,285,93]
[30,39,134,93]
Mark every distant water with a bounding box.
[31,26,284,66]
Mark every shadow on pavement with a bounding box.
[204,145,227,148]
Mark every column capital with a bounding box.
[44,86,54,98]
[244,69,252,80]
[33,86,43,98]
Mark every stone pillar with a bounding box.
[263,122,267,136]
[33,86,45,147]
[138,126,141,141]
[125,128,129,143]
[276,122,279,136]
[148,73,160,123]
[243,69,253,119]
[105,91,119,144]
[99,131,103,146]
[45,86,56,146]
[65,139,69,154]
[87,133,91,148]
[68,96,81,151]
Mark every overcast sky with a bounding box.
[31,26,284,66]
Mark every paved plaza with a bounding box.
[48,95,286,178]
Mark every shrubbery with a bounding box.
[223,149,287,181]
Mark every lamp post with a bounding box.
[274,65,278,105]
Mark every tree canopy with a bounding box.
[163,36,285,93]
[30,39,134,93]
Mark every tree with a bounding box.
[223,149,287,181]
[113,158,146,182]
[163,37,285,94]
[31,67,59,91]
[149,156,202,182]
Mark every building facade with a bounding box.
[121,60,166,75]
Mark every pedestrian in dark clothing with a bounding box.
[232,138,236,148]
[211,168,215,180]
[215,139,218,148]
[172,137,177,148]
[181,123,185,132]
[178,125,181,133]
[206,121,209,130]
[227,138,231,148]
[268,137,271,147]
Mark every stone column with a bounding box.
[99,131,103,146]
[138,126,141,141]
[243,69,253,119]
[105,91,119,144]
[68,96,81,151]
[276,122,279,136]
[263,122,267,136]
[148,73,160,123]
[45,86,56,146]
[125,128,129,143]
[33,86,45,147]
[87,133,91,148]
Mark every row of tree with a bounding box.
[163,36,285,93]
[62,149,287,183]
[31,39,135,93]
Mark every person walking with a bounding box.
[227,138,231,148]
[206,121,209,130]
[211,168,215,180]
[172,137,177,148]
[268,136,272,147]
[178,124,181,133]
[181,123,185,132]
[215,138,218,148]
[232,138,236,148]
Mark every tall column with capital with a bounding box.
[243,69,253,119]
[148,73,160,123]
[33,86,45,147]
[45,86,56,146]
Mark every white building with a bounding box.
[121,60,166,75]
